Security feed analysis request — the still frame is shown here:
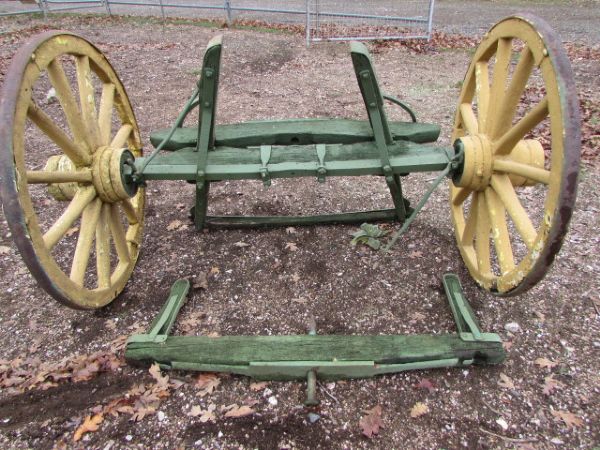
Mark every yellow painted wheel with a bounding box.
[0,31,145,309]
[450,15,580,296]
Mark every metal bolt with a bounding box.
[362,72,369,79]
[369,102,376,108]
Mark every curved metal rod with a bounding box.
[138,87,200,175]
[383,94,417,123]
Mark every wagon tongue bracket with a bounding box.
[125,274,504,405]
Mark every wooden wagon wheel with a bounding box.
[450,14,580,296]
[0,31,145,309]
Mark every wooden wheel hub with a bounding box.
[92,146,137,203]
[454,135,494,191]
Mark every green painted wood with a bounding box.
[205,209,399,228]
[167,358,464,380]
[125,334,505,369]
[136,143,453,181]
[149,119,441,151]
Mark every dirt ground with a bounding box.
[0,4,599,450]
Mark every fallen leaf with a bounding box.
[188,405,202,417]
[73,414,103,441]
[105,319,117,331]
[285,242,298,251]
[408,250,423,258]
[415,378,435,393]
[195,373,220,396]
[360,405,383,438]
[551,410,583,428]
[209,267,220,275]
[149,363,169,388]
[224,405,255,418]
[285,227,297,234]
[233,241,250,248]
[193,273,208,290]
[291,273,300,283]
[167,220,183,231]
[0,245,10,255]
[250,381,268,391]
[543,374,564,395]
[535,357,558,369]
[498,373,515,389]
[410,402,429,418]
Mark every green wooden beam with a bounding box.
[136,143,453,182]
[149,119,441,151]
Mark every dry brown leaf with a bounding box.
[410,402,429,418]
[543,374,564,395]
[290,273,300,283]
[73,414,103,442]
[250,381,268,391]
[359,405,383,438]
[535,357,558,369]
[167,220,183,231]
[65,227,79,237]
[188,405,202,417]
[498,373,515,389]
[148,363,169,388]
[233,241,250,248]
[209,266,220,275]
[224,404,255,418]
[285,242,298,251]
[408,250,423,258]
[193,273,208,290]
[195,373,220,396]
[551,410,584,428]
[0,245,11,255]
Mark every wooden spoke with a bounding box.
[47,59,91,152]
[475,61,490,132]
[493,159,550,185]
[120,198,139,225]
[489,46,535,139]
[110,124,133,150]
[484,187,515,274]
[491,174,537,249]
[96,203,112,289]
[75,55,100,149]
[487,38,512,134]
[462,192,479,244]
[475,193,492,275]
[108,203,130,263]
[493,97,549,155]
[452,187,472,206]
[70,198,102,286]
[459,103,479,135]
[98,83,115,146]
[43,187,96,249]
[26,168,92,184]
[27,102,91,166]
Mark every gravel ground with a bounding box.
[0,6,599,450]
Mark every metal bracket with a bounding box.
[316,144,327,183]
[260,145,272,187]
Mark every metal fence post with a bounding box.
[224,0,232,24]
[103,0,112,16]
[427,0,436,41]
[305,0,310,48]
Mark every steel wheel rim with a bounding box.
[0,31,145,309]
[450,14,580,296]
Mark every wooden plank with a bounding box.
[126,334,505,367]
[149,119,441,150]
[137,142,452,181]
[206,209,398,228]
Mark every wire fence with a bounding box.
[0,0,436,43]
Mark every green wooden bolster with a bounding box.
[149,119,441,150]
[137,144,452,181]
[163,358,464,381]
[125,334,505,368]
